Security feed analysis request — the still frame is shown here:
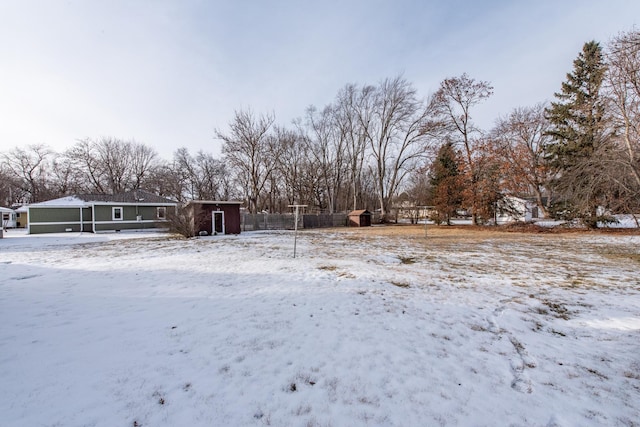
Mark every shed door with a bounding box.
[212,211,225,235]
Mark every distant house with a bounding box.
[1,207,17,229]
[15,206,28,228]
[27,190,177,234]
[186,200,243,235]
[495,196,542,224]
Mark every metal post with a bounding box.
[419,206,434,238]
[424,216,428,238]
[289,204,308,258]
[293,208,298,258]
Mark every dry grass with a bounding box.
[326,223,640,238]
[300,224,640,294]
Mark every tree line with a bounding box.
[2,29,639,227]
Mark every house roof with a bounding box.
[76,190,176,204]
[348,209,371,216]
[0,207,16,213]
[28,191,177,208]
[29,196,87,207]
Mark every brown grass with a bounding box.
[323,223,640,239]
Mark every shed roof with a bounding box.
[186,200,243,205]
[348,209,371,216]
[0,206,16,213]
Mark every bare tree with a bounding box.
[606,29,640,214]
[1,144,53,203]
[0,163,31,206]
[50,155,83,196]
[335,84,374,211]
[130,142,158,190]
[66,137,158,194]
[194,151,233,201]
[358,76,436,222]
[272,125,314,209]
[171,148,233,202]
[301,105,349,213]
[217,110,279,213]
[173,147,201,201]
[94,137,132,193]
[491,104,553,217]
[145,161,185,202]
[66,138,107,193]
[431,73,494,224]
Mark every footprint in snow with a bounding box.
[488,305,536,394]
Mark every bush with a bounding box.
[165,206,197,238]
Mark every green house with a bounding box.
[27,190,177,234]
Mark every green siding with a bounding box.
[136,206,158,220]
[29,223,92,234]
[29,204,171,233]
[94,221,167,231]
[94,205,116,221]
[93,205,161,221]
[30,207,83,223]
[94,205,166,221]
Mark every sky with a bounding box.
[1,0,639,160]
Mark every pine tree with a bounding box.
[545,41,610,228]
[429,141,463,225]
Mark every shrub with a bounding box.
[165,205,197,238]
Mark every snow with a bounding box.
[603,215,640,229]
[27,195,88,207]
[1,227,639,426]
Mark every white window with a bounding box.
[157,207,166,220]
[112,207,123,221]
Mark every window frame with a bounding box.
[112,206,123,221]
[156,206,167,220]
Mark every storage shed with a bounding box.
[348,209,372,227]
[186,201,243,235]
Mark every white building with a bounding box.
[495,196,540,225]
[1,207,17,229]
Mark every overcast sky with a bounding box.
[1,0,639,159]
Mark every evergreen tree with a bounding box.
[545,41,611,228]
[429,141,463,225]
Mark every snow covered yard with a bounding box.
[1,226,639,427]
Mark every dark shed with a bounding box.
[348,209,372,227]
[187,201,243,235]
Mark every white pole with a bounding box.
[289,204,307,258]
[293,207,298,258]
